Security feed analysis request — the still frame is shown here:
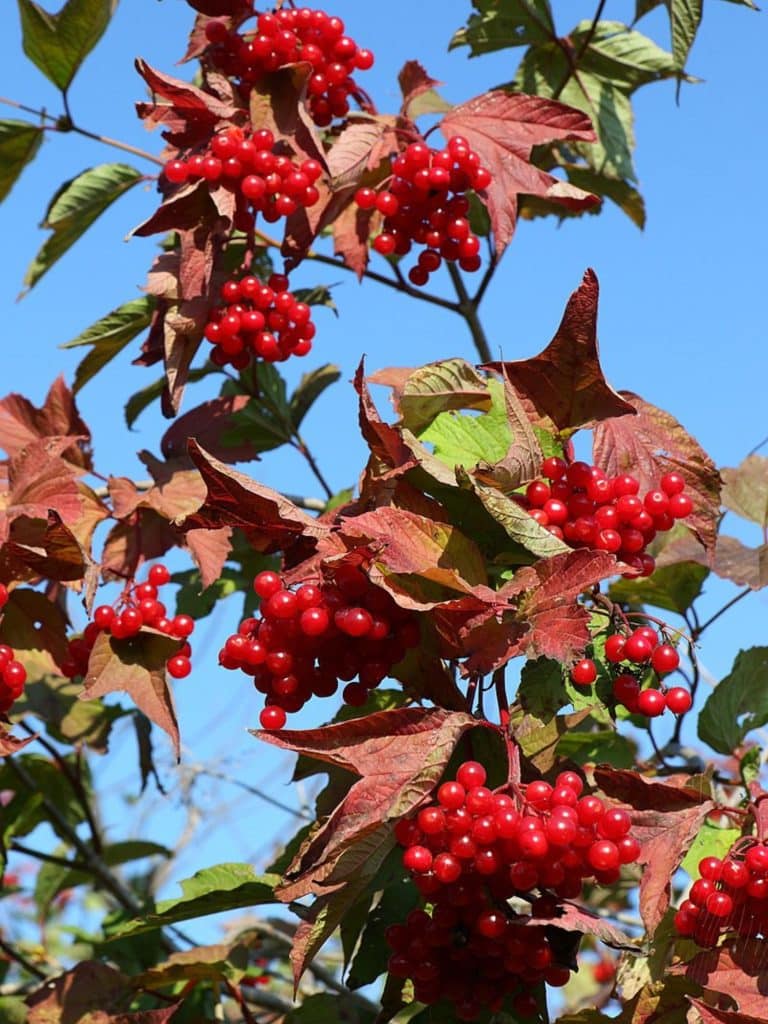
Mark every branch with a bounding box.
[692,587,752,639]
[291,435,333,500]
[0,96,163,166]
[446,263,492,362]
[0,935,47,982]
[9,840,90,872]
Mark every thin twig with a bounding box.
[0,935,47,982]
[472,253,497,309]
[9,841,90,872]
[692,587,752,639]
[446,263,492,362]
[198,768,313,821]
[291,435,334,500]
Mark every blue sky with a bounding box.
[1,0,767,956]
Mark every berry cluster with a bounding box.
[675,841,768,946]
[163,128,322,233]
[571,625,692,719]
[62,565,194,681]
[219,563,420,730]
[203,272,315,369]
[396,762,640,903]
[520,458,694,576]
[0,583,27,715]
[386,904,567,1021]
[203,8,373,126]
[354,137,491,286]
[390,762,639,1019]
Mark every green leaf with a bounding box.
[721,454,768,529]
[125,366,216,428]
[561,164,646,228]
[699,647,768,754]
[608,561,708,614]
[289,363,341,429]
[557,729,636,768]
[0,997,27,1024]
[222,361,294,453]
[347,878,420,990]
[740,746,762,788]
[17,0,118,92]
[419,378,511,468]
[635,0,704,69]
[171,568,240,619]
[24,163,142,292]
[110,864,279,938]
[286,993,375,1024]
[0,119,44,204]
[450,0,553,55]
[292,284,338,313]
[680,821,741,877]
[61,296,155,392]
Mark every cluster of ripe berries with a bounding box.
[202,7,373,126]
[520,458,694,576]
[203,272,315,369]
[571,625,692,719]
[675,841,768,947]
[220,563,420,730]
[390,762,639,1020]
[354,137,491,286]
[163,128,322,232]
[0,584,27,715]
[61,565,195,681]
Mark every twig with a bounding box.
[692,587,752,639]
[241,985,294,1016]
[0,935,47,982]
[291,435,334,500]
[9,841,90,873]
[472,253,497,308]
[197,768,313,821]
[0,96,163,166]
[446,263,492,363]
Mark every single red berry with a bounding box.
[93,605,115,630]
[403,845,433,873]
[171,614,195,638]
[705,890,733,918]
[456,761,486,789]
[541,456,567,481]
[669,492,693,518]
[665,687,692,714]
[623,632,654,663]
[259,705,287,730]
[437,781,466,810]
[264,589,299,620]
[167,655,192,679]
[571,658,597,686]
[660,472,686,496]
[637,688,667,717]
[588,840,620,872]
[253,571,282,599]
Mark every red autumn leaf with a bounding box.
[689,998,767,1024]
[160,394,256,463]
[0,375,93,471]
[398,60,444,115]
[26,960,182,1023]
[593,767,712,810]
[135,58,241,148]
[0,725,36,756]
[593,391,721,555]
[249,64,328,169]
[131,181,216,238]
[184,439,329,557]
[503,548,620,662]
[0,587,70,669]
[5,509,90,582]
[332,201,377,278]
[81,630,182,758]
[670,941,768,1017]
[185,526,232,590]
[101,512,178,579]
[256,707,486,901]
[353,361,417,478]
[485,270,636,433]
[439,91,599,256]
[186,0,249,15]
[326,118,391,187]
[657,531,768,591]
[524,899,635,951]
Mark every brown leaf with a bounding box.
[160,394,256,463]
[6,509,90,582]
[525,899,636,951]
[131,180,216,238]
[184,439,329,557]
[689,998,767,1024]
[0,587,69,671]
[185,526,232,589]
[398,60,444,115]
[722,455,768,529]
[654,530,768,591]
[594,767,713,810]
[486,269,635,433]
[135,57,241,148]
[0,376,93,471]
[354,361,416,477]
[332,200,376,277]
[368,359,492,435]
[671,941,768,1016]
[82,630,182,758]
[256,708,486,899]
[0,725,36,756]
[473,369,543,490]
[249,64,328,168]
[593,393,721,555]
[1,439,84,545]
[440,91,599,256]
[326,118,389,187]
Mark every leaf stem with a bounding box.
[292,433,334,500]
[446,263,493,363]
[0,95,163,166]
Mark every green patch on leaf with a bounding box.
[289,363,341,429]
[557,728,636,768]
[419,378,511,469]
[680,821,741,878]
[110,864,279,938]
[0,119,44,204]
[24,163,142,292]
[450,0,553,55]
[699,647,768,754]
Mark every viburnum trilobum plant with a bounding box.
[0,2,766,1024]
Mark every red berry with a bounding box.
[636,688,667,717]
[437,781,466,810]
[171,614,195,638]
[259,706,287,730]
[456,761,486,789]
[665,687,692,714]
[588,840,620,872]
[167,655,191,679]
[570,658,597,686]
[660,472,686,496]
[93,605,115,629]
[623,633,653,663]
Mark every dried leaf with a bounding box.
[0,375,92,470]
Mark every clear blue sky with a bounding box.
[1,0,766,948]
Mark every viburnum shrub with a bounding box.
[0,2,765,1023]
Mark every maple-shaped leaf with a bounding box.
[256,708,486,902]
[486,269,636,432]
[184,439,329,559]
[595,766,713,934]
[0,725,36,756]
[504,548,620,662]
[135,58,242,148]
[593,391,721,554]
[249,64,328,170]
[670,941,768,1017]
[0,586,70,673]
[0,375,93,471]
[81,630,182,758]
[440,91,599,256]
